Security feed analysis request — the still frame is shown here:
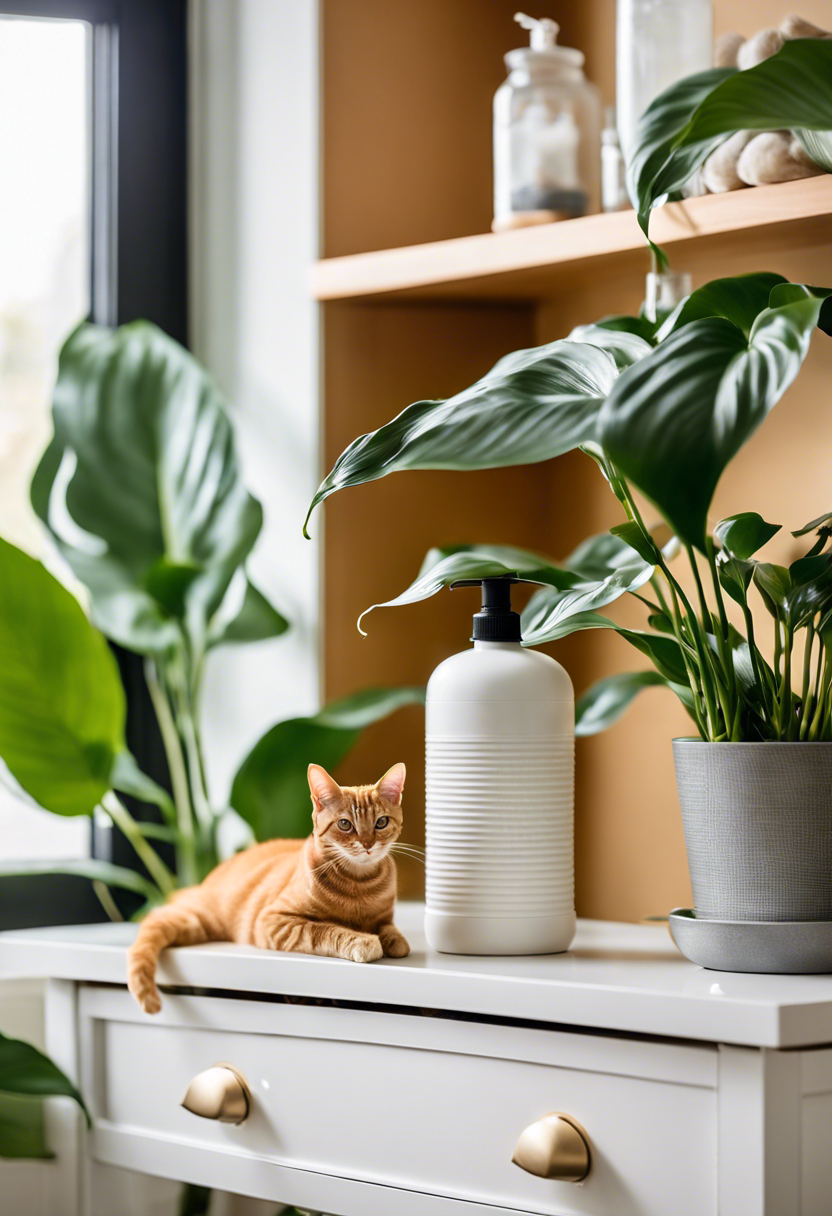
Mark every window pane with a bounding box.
[0,15,91,861]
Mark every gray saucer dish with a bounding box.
[669,909,832,974]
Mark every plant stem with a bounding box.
[705,539,740,737]
[145,660,198,886]
[799,623,815,739]
[779,625,794,741]
[741,602,771,730]
[102,791,175,896]
[93,880,124,923]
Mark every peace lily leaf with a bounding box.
[304,339,624,537]
[230,687,425,841]
[519,596,689,684]
[356,545,578,635]
[768,283,832,337]
[599,293,825,550]
[566,324,652,370]
[0,537,125,816]
[0,1093,51,1159]
[208,576,290,646]
[561,531,645,577]
[753,563,791,617]
[627,65,734,248]
[796,129,832,173]
[0,1033,89,1131]
[656,274,788,342]
[717,552,756,608]
[32,322,267,655]
[609,521,661,566]
[631,41,832,245]
[788,553,832,627]
[793,511,832,538]
[0,858,159,901]
[592,314,657,344]
[714,512,781,561]
[575,670,666,736]
[503,559,657,642]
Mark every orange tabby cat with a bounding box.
[127,762,410,1013]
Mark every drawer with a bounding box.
[79,986,717,1216]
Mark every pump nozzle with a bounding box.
[450,573,540,642]
[514,12,560,51]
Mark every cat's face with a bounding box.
[308,763,405,870]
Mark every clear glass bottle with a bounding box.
[616,0,713,165]
[493,14,601,232]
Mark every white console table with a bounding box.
[1,904,832,1216]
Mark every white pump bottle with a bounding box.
[424,575,575,956]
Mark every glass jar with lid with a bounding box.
[493,13,601,231]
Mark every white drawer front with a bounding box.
[80,988,717,1216]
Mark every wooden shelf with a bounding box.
[311,176,832,303]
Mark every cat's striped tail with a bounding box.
[127,902,210,1014]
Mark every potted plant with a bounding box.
[303,41,832,970]
[0,321,423,914]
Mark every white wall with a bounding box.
[189,0,322,808]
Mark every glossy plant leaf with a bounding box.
[0,858,160,901]
[796,128,832,173]
[356,545,578,635]
[768,283,832,337]
[565,324,652,370]
[0,1032,90,1157]
[304,338,643,536]
[519,595,690,684]
[31,322,278,655]
[788,553,832,627]
[230,688,425,842]
[793,511,832,538]
[627,66,734,247]
[575,670,667,736]
[599,293,826,550]
[0,538,125,816]
[714,512,781,561]
[630,41,832,243]
[657,274,787,341]
[0,1093,51,1159]
[717,552,756,608]
[207,575,289,646]
[753,563,791,617]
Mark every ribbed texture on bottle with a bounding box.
[425,736,574,917]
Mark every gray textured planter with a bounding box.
[673,740,832,922]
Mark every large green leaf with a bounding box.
[0,538,125,816]
[31,322,280,655]
[230,688,425,841]
[304,338,640,536]
[657,274,788,342]
[0,1033,89,1156]
[519,595,690,684]
[0,1093,51,1159]
[599,293,825,550]
[575,671,667,736]
[627,66,735,247]
[796,128,832,172]
[356,545,578,635]
[0,858,160,901]
[631,41,832,243]
[714,512,781,561]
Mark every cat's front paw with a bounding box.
[345,935,384,963]
[380,927,410,958]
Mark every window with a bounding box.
[0,14,91,864]
[0,0,187,927]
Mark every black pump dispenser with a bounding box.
[450,573,536,642]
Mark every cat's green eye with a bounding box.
[375,816,390,829]
[337,819,352,832]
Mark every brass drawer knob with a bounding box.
[181,1063,251,1125]
[512,1112,591,1182]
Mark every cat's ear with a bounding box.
[308,764,342,810]
[375,762,406,805]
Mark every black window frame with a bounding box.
[0,0,187,927]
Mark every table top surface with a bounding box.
[2,904,832,1048]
